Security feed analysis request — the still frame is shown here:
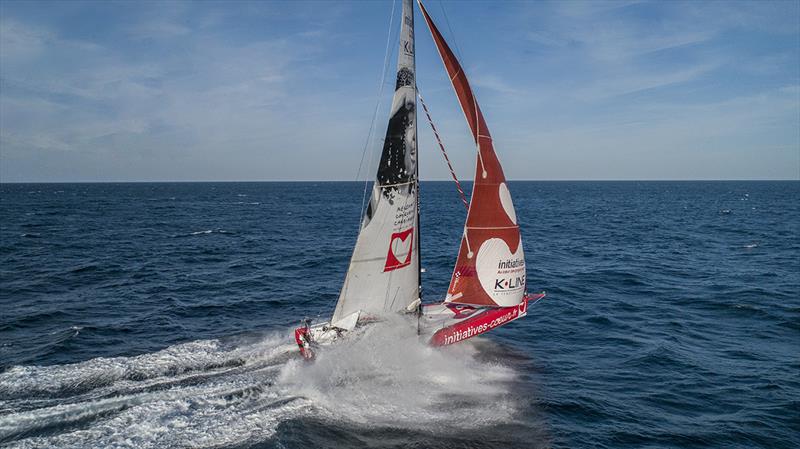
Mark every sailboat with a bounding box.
[294,0,544,359]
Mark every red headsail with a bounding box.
[418,0,526,307]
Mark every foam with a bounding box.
[1,332,302,447]
[2,377,312,448]
[0,334,292,399]
[1,323,522,447]
[278,316,520,430]
[177,229,234,237]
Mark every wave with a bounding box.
[68,264,99,274]
[0,333,298,446]
[172,230,235,238]
[0,322,532,448]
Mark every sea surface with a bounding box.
[0,181,798,449]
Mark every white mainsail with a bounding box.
[332,0,419,329]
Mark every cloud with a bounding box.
[495,84,800,180]
[0,17,52,62]
[0,5,361,181]
[471,74,519,95]
[415,0,800,180]
[572,61,720,101]
[125,20,191,40]
[0,1,797,181]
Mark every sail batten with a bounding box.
[418,0,526,308]
[332,0,419,327]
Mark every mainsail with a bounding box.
[332,0,419,328]
[418,0,526,308]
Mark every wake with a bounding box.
[0,321,524,448]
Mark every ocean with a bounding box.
[0,181,798,448]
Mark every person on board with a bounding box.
[294,318,314,360]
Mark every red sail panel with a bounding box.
[418,0,526,307]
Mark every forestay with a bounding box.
[332,0,420,328]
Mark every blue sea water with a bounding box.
[0,181,798,448]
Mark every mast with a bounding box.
[416,88,422,303]
[332,0,419,327]
[418,0,526,308]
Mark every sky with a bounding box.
[0,0,798,182]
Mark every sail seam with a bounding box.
[463,227,473,258]
[474,91,487,178]
[350,257,394,263]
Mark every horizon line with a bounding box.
[2,179,799,184]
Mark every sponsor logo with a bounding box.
[384,227,414,272]
[475,238,526,305]
[440,308,520,345]
[494,274,525,291]
[498,258,525,269]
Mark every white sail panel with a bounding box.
[332,0,419,327]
